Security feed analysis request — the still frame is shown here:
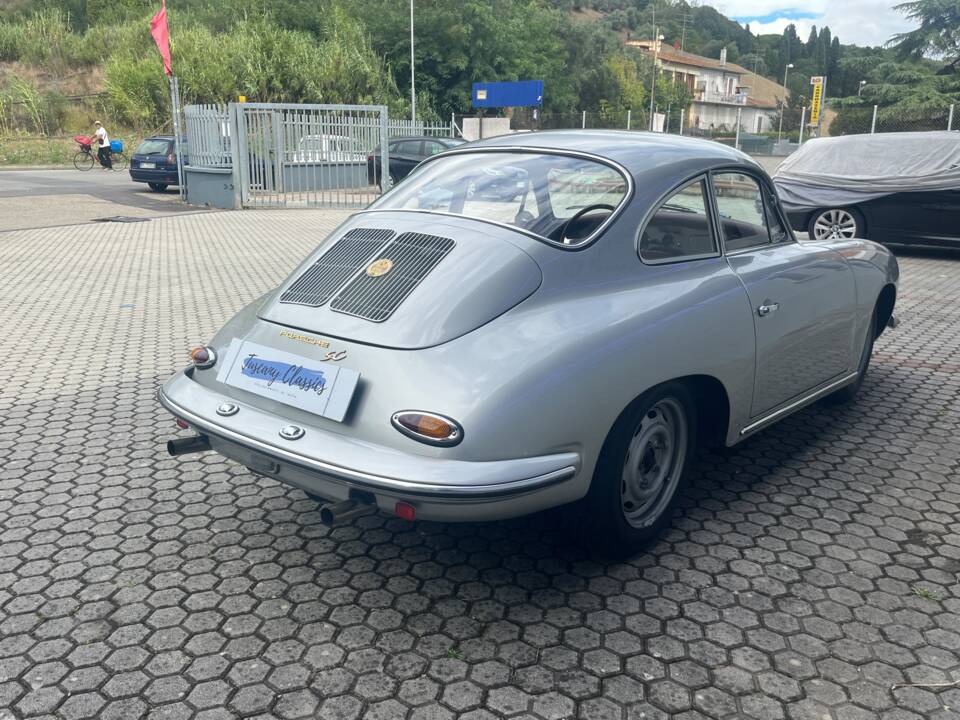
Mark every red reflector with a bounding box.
[395,502,416,521]
[175,418,189,429]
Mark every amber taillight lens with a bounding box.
[391,411,463,446]
[190,345,217,369]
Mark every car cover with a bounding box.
[772,131,960,210]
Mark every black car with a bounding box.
[367,136,467,186]
[774,132,960,248]
[129,136,188,192]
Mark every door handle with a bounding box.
[758,302,780,317]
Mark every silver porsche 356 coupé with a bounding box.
[160,131,898,553]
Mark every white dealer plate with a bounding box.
[216,339,359,422]
[141,162,156,169]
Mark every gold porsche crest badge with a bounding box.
[366,258,393,277]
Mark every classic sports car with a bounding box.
[160,130,899,554]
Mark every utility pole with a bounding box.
[410,0,416,123]
[680,12,690,51]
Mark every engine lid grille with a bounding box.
[330,232,456,322]
[279,228,395,307]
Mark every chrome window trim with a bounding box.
[365,146,635,251]
[636,175,721,266]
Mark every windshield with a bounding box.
[370,151,628,245]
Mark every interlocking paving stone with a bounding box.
[1,211,959,718]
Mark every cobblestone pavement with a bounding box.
[1,211,959,720]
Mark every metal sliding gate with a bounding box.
[235,103,390,208]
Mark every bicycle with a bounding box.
[73,136,129,171]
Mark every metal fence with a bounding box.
[184,104,231,167]
[184,104,464,208]
[387,117,457,138]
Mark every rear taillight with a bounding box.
[190,345,217,369]
[167,153,175,164]
[367,154,373,162]
[391,411,463,446]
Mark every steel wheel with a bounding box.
[620,397,688,529]
[73,151,94,171]
[811,208,859,240]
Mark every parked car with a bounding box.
[773,131,960,247]
[367,136,467,186]
[129,136,187,192]
[160,131,898,555]
[292,134,366,163]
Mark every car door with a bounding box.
[712,170,858,418]
[392,140,424,180]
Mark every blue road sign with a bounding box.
[472,81,543,108]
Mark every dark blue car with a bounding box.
[129,135,188,192]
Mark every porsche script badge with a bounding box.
[366,258,394,277]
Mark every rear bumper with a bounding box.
[129,168,180,185]
[158,370,581,521]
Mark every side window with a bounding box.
[764,190,791,244]
[712,172,771,252]
[398,140,423,156]
[424,141,446,156]
[639,179,717,263]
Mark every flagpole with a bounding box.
[169,75,185,200]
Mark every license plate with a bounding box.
[216,339,359,422]
[141,162,156,169]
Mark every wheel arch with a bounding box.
[874,284,896,339]
[605,374,731,454]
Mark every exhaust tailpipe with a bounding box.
[167,435,211,456]
[319,499,377,525]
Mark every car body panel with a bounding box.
[161,130,899,522]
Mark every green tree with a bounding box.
[889,0,960,68]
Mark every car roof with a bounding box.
[142,135,175,141]
[465,129,756,176]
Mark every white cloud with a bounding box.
[708,0,914,47]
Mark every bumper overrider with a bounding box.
[158,370,581,522]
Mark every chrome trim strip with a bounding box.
[159,389,577,498]
[739,371,859,436]
[364,146,635,251]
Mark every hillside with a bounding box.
[0,0,953,143]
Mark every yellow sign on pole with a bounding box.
[809,76,824,125]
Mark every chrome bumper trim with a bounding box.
[158,387,577,499]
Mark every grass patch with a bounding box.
[912,586,941,602]
[0,134,143,167]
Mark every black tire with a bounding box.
[584,382,698,557]
[73,151,94,171]
[807,206,865,241]
[827,309,876,404]
[148,183,169,192]
[388,172,397,187]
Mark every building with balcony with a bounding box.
[625,39,784,134]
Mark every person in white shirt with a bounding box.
[93,121,112,169]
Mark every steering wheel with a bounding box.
[560,203,616,244]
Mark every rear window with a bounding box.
[370,151,628,246]
[136,139,171,155]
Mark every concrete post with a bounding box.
[871,105,878,134]
[949,104,955,131]
[735,107,742,150]
[581,110,586,129]
[799,107,806,146]
[626,109,631,130]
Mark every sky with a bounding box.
[720,1,916,48]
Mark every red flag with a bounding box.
[150,0,172,76]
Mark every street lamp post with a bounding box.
[777,63,794,143]
[858,80,867,96]
[648,32,664,131]
[410,0,416,123]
